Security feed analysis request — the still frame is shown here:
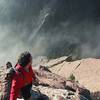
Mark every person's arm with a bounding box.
[10,75,20,100]
[30,66,36,80]
[30,67,40,85]
[32,69,36,80]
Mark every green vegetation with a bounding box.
[68,74,75,81]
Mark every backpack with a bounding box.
[0,62,23,100]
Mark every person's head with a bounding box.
[18,51,32,68]
[6,62,12,69]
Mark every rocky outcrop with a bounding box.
[39,57,100,100]
[0,57,95,100]
[43,57,100,92]
[31,66,92,100]
[32,86,88,100]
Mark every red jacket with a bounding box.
[10,64,36,100]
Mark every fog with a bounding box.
[0,0,100,65]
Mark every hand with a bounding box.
[33,78,39,86]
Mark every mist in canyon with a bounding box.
[0,0,100,65]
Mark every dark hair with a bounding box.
[18,51,32,67]
[6,62,12,68]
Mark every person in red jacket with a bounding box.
[10,51,36,100]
